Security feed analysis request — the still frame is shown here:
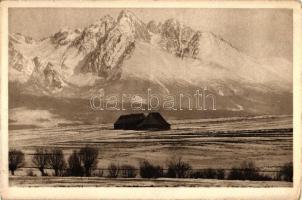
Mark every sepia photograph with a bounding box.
[0,0,301,199]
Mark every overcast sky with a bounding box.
[9,8,293,61]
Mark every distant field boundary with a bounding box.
[15,166,286,176]
[9,176,293,187]
[173,128,293,134]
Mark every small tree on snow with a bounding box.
[68,150,84,176]
[32,148,49,176]
[9,149,25,175]
[48,148,66,176]
[79,146,99,177]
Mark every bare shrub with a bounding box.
[79,146,99,177]
[9,149,25,175]
[139,160,163,178]
[228,161,272,181]
[203,168,216,179]
[190,168,225,179]
[107,163,119,178]
[228,166,242,180]
[228,161,257,180]
[166,157,191,178]
[26,169,35,176]
[216,169,225,179]
[48,148,66,176]
[120,164,137,178]
[92,169,103,177]
[68,150,84,176]
[190,171,204,179]
[240,161,259,180]
[32,148,49,176]
[277,162,293,182]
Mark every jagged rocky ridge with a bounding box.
[8,10,292,114]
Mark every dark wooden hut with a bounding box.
[114,113,145,130]
[114,112,170,131]
[136,112,170,130]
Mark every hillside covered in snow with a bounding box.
[9,10,293,126]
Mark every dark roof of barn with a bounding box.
[114,113,145,125]
[137,112,170,128]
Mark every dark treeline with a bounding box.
[9,148,293,182]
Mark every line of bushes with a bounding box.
[104,158,192,179]
[9,148,293,182]
[105,160,293,181]
[107,163,138,178]
[227,161,272,181]
[9,147,99,177]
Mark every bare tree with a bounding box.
[68,150,84,176]
[107,163,119,178]
[277,162,293,182]
[166,157,192,178]
[9,149,25,175]
[79,146,99,176]
[32,148,49,176]
[139,160,163,178]
[49,148,66,176]
[120,164,137,178]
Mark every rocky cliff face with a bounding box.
[9,41,35,83]
[83,10,148,80]
[72,15,115,53]
[9,42,29,72]
[159,19,201,59]
[43,62,63,89]
[51,28,81,46]
[30,57,64,91]
[117,10,150,42]
[147,20,161,34]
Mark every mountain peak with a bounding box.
[117,9,143,30]
[71,14,115,53]
[116,9,150,42]
[118,10,139,21]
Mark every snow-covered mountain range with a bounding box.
[9,10,292,116]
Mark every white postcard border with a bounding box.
[0,1,301,200]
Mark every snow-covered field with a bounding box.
[10,177,292,187]
[9,115,293,187]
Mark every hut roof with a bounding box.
[137,112,170,130]
[114,113,145,129]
